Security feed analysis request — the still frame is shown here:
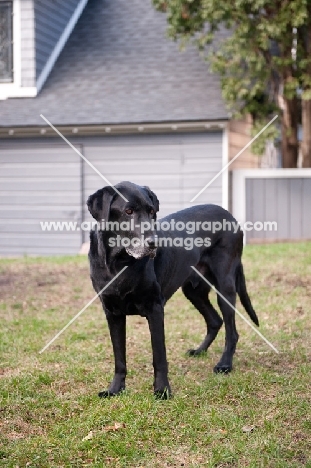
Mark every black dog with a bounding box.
[87,181,258,398]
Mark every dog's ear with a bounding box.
[87,186,115,221]
[143,186,159,215]
[87,186,116,268]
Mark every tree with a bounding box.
[153,0,311,168]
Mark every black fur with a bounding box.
[87,181,258,398]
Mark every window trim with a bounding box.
[0,0,13,83]
[0,0,37,99]
[0,0,88,100]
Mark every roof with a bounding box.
[0,0,228,127]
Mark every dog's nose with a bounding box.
[146,236,157,249]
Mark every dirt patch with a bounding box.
[0,367,21,379]
[0,274,14,287]
[0,417,45,440]
[267,272,311,292]
[0,273,18,300]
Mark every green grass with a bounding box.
[0,243,311,467]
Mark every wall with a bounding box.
[228,116,259,170]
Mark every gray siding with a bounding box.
[245,178,311,242]
[20,0,36,87]
[34,0,81,78]
[0,140,82,256]
[82,132,223,242]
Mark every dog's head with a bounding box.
[87,181,159,260]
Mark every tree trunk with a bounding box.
[281,96,299,168]
[301,99,311,167]
[298,10,311,168]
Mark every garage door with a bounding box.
[82,132,223,241]
[0,131,223,255]
[0,141,82,256]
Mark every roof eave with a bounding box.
[0,119,229,139]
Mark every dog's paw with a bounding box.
[98,388,125,398]
[154,387,172,400]
[187,348,207,357]
[98,390,115,398]
[213,364,232,374]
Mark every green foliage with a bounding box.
[250,118,279,155]
[154,0,311,156]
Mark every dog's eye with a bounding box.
[125,209,133,215]
[150,209,155,215]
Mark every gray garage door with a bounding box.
[0,141,82,256]
[82,132,223,241]
[0,131,223,255]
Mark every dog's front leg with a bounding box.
[147,305,171,399]
[98,312,126,398]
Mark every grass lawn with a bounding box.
[0,243,311,467]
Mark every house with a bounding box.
[0,0,263,255]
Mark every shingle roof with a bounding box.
[0,0,228,127]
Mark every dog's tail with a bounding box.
[236,264,259,326]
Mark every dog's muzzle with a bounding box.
[126,235,158,259]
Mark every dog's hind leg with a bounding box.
[211,259,239,374]
[182,280,223,356]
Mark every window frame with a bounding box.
[0,0,14,83]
